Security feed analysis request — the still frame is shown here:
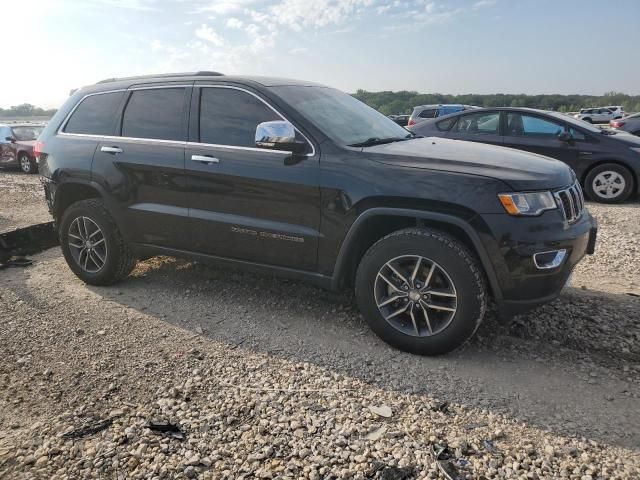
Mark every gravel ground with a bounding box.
[1,171,639,479]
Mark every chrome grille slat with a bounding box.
[554,181,584,223]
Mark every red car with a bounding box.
[0,123,45,174]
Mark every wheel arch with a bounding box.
[53,181,105,223]
[580,160,638,194]
[330,208,501,300]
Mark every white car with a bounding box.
[574,107,624,124]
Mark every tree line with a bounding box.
[353,90,640,115]
[0,103,57,118]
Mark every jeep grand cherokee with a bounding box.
[36,72,597,355]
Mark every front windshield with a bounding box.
[547,112,602,133]
[11,126,44,141]
[270,86,410,146]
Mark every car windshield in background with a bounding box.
[270,86,411,146]
[11,126,44,141]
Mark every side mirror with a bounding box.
[255,121,306,154]
[5,136,16,143]
[557,131,573,143]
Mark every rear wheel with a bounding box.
[59,199,136,285]
[584,163,634,203]
[355,228,487,355]
[19,153,37,174]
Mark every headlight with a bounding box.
[498,191,557,216]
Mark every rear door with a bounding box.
[185,84,321,271]
[446,110,503,146]
[91,85,191,249]
[503,112,579,166]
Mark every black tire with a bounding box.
[355,228,487,355]
[18,153,37,174]
[59,199,136,285]
[584,163,634,204]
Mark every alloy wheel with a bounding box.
[67,216,108,273]
[592,171,625,200]
[20,155,31,173]
[374,255,457,337]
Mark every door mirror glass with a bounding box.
[255,121,306,154]
[5,136,16,143]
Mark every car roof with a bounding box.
[78,72,327,95]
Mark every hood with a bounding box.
[15,140,36,148]
[365,137,574,191]
[606,131,640,147]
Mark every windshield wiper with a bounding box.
[349,136,412,147]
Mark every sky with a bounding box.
[3,0,640,108]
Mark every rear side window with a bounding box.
[454,112,500,135]
[199,87,280,147]
[418,109,437,119]
[64,91,124,135]
[121,88,186,141]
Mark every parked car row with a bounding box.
[409,107,640,203]
[0,123,45,173]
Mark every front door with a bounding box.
[503,112,579,167]
[0,126,15,165]
[185,85,321,272]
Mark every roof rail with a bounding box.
[97,71,224,84]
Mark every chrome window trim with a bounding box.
[57,132,186,147]
[197,84,316,157]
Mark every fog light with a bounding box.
[533,249,567,269]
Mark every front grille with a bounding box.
[554,181,584,223]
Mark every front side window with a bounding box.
[454,112,500,135]
[506,113,564,137]
[64,91,125,135]
[121,88,185,141]
[199,88,280,147]
[436,117,457,131]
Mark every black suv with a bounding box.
[37,72,597,355]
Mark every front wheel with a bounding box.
[59,199,136,285]
[584,163,634,203]
[355,228,487,355]
[19,153,37,174]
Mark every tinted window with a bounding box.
[121,88,185,141]
[419,109,437,119]
[454,112,500,135]
[568,127,586,141]
[11,126,44,141]
[199,88,281,147]
[506,113,564,137]
[64,91,124,135]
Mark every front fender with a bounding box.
[330,207,502,301]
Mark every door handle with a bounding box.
[191,154,219,164]
[100,146,123,154]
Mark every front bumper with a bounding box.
[476,210,597,317]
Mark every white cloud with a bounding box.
[195,25,226,46]
[226,17,244,28]
[473,0,497,9]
